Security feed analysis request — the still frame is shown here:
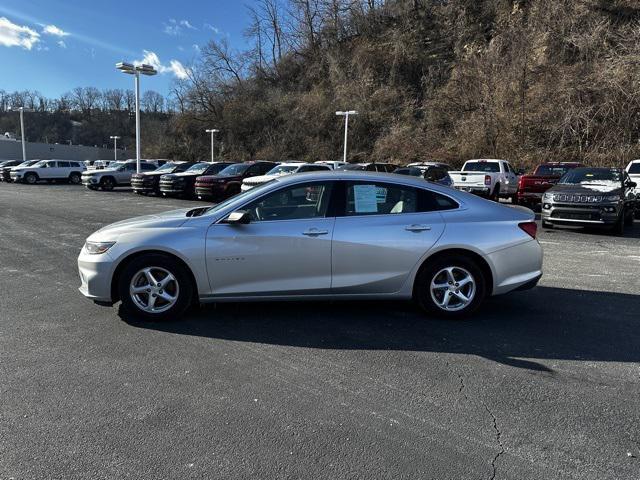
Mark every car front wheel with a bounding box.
[24,172,38,185]
[414,255,486,318]
[118,254,193,321]
[101,177,115,191]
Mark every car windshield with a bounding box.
[266,165,300,175]
[559,168,621,186]
[154,162,177,172]
[536,165,576,176]
[219,163,249,176]
[109,162,125,169]
[462,162,500,172]
[628,163,640,174]
[394,168,422,177]
[185,162,210,174]
[32,160,48,168]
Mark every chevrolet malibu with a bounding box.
[78,171,543,321]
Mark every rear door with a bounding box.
[504,162,519,194]
[331,180,450,294]
[39,161,58,179]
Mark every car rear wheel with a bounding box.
[69,172,81,184]
[612,208,626,236]
[118,254,193,321]
[24,172,38,185]
[414,255,486,318]
[101,177,115,191]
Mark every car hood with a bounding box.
[244,174,281,184]
[88,208,194,241]
[84,168,119,175]
[548,184,621,195]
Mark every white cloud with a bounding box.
[163,18,196,36]
[192,43,200,51]
[135,50,190,79]
[57,39,66,48]
[42,24,69,37]
[204,23,220,34]
[0,16,40,50]
[169,59,189,79]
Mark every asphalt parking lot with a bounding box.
[1,183,639,480]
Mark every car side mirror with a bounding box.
[224,210,251,225]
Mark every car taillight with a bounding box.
[519,221,537,239]
[484,175,491,186]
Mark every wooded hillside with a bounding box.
[4,0,640,169]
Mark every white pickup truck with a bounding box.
[449,159,520,201]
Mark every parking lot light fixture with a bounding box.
[205,129,220,162]
[109,136,121,161]
[336,110,358,163]
[116,62,157,173]
[9,106,34,162]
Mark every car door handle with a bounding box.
[302,228,329,236]
[405,224,431,232]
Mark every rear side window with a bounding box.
[344,182,458,216]
[59,161,70,168]
[142,163,156,171]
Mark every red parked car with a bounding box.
[194,161,277,201]
[517,162,584,208]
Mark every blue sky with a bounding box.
[0,0,252,98]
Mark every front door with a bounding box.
[331,181,447,294]
[206,181,335,296]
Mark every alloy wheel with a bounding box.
[129,266,180,314]
[430,266,476,312]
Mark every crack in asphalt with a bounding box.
[447,359,505,480]
[483,403,505,480]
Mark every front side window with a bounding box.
[244,182,334,222]
[345,182,458,216]
[142,163,156,171]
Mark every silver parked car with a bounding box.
[78,171,543,321]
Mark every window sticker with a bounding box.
[376,186,387,203]
[353,184,379,213]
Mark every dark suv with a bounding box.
[131,161,197,195]
[194,161,277,200]
[541,167,637,234]
[0,160,32,182]
[339,162,396,172]
[393,165,453,187]
[159,162,235,198]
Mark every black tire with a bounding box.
[69,172,81,184]
[635,207,640,220]
[490,184,500,202]
[414,254,487,319]
[118,253,194,322]
[24,172,38,185]
[624,206,634,226]
[101,177,115,191]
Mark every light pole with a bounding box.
[335,110,358,163]
[9,107,32,162]
[109,135,121,161]
[205,129,220,162]
[116,62,157,172]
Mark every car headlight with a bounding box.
[84,241,116,254]
[604,195,621,202]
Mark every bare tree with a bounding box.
[141,90,165,113]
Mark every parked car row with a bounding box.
[2,156,637,235]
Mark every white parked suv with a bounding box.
[449,159,520,201]
[82,160,157,191]
[625,160,640,217]
[11,159,86,184]
[241,162,331,191]
[315,160,347,169]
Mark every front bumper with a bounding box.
[195,184,225,199]
[81,176,100,187]
[517,192,544,203]
[541,201,621,226]
[160,182,188,195]
[131,180,157,193]
[10,172,22,182]
[78,248,116,303]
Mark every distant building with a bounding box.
[0,139,129,161]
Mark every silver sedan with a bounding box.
[78,171,543,320]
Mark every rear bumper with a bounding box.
[455,185,491,196]
[487,239,543,295]
[517,192,543,203]
[160,184,188,195]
